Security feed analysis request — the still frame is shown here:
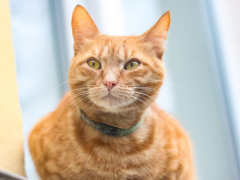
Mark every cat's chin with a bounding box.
[92,95,129,113]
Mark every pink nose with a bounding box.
[104,80,118,91]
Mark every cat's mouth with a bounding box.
[101,94,118,100]
[89,89,131,112]
[99,93,122,109]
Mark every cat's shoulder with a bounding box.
[151,103,190,139]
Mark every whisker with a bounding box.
[153,80,188,89]
[67,95,90,115]
[58,92,89,117]
[132,87,157,91]
[82,99,93,109]
[70,86,94,92]
[133,90,175,104]
[52,78,85,90]
[134,91,155,100]
[57,68,68,75]
[59,89,99,116]
[130,99,141,112]
[55,80,69,89]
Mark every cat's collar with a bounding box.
[79,109,144,137]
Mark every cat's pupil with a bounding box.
[131,62,133,67]
[93,61,95,67]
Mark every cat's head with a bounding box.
[69,5,170,113]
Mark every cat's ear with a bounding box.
[141,11,171,59]
[72,5,100,51]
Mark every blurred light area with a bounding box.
[9,0,240,180]
[211,0,240,155]
[99,0,125,35]
[10,0,63,179]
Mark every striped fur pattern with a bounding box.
[29,5,196,180]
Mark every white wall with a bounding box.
[211,0,240,158]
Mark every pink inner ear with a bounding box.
[141,30,167,59]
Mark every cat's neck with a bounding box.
[70,102,157,156]
[79,105,146,129]
[79,109,145,137]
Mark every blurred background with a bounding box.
[9,0,240,179]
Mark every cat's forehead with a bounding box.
[89,35,143,63]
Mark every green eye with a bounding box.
[125,60,140,70]
[87,59,101,69]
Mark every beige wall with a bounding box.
[0,0,25,176]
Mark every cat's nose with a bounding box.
[104,80,118,91]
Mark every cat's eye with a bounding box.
[124,60,140,70]
[87,59,101,69]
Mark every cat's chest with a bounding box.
[57,143,164,180]
[41,117,167,179]
[44,138,163,180]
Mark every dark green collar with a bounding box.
[79,109,144,137]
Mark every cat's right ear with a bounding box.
[140,11,171,59]
[72,5,100,51]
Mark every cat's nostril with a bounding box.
[104,81,118,91]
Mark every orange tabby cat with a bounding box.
[29,5,196,180]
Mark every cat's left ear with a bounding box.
[141,11,171,59]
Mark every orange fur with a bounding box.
[29,5,196,180]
